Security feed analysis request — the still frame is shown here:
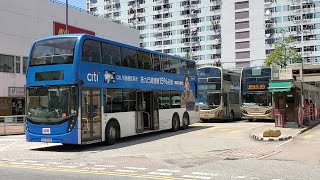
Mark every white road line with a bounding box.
[94,165,115,168]
[30,164,46,166]
[57,165,77,168]
[92,167,106,171]
[157,169,180,173]
[0,139,23,141]
[114,169,137,173]
[0,159,15,162]
[218,129,230,132]
[233,176,246,179]
[124,167,147,170]
[275,139,293,148]
[47,162,62,165]
[11,162,28,165]
[148,172,173,176]
[0,144,5,146]
[192,172,219,176]
[230,131,241,134]
[0,140,23,152]
[22,160,38,163]
[182,175,211,179]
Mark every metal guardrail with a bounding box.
[0,115,26,135]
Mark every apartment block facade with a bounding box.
[88,0,320,68]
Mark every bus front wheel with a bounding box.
[104,121,118,145]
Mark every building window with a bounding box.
[235,41,250,49]
[235,1,249,10]
[235,21,249,30]
[235,31,250,39]
[0,54,14,73]
[23,57,28,74]
[235,11,249,20]
[15,56,20,73]
[236,51,250,59]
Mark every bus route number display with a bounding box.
[248,84,266,90]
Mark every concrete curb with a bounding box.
[250,133,292,141]
[298,120,320,135]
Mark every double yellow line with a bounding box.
[0,163,192,180]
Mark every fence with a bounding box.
[296,108,320,127]
[0,115,26,135]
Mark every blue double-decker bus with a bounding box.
[25,34,199,145]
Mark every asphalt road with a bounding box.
[0,120,319,180]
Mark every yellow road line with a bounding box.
[303,135,314,139]
[0,163,191,180]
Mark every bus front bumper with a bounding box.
[241,113,273,120]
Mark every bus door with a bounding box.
[223,93,229,119]
[81,88,102,143]
[136,91,159,133]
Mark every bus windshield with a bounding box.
[242,92,272,107]
[199,92,221,109]
[27,86,77,123]
[30,37,77,66]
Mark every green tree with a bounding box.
[184,53,192,60]
[264,35,301,68]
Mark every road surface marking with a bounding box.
[157,169,180,173]
[218,128,230,132]
[230,131,241,134]
[114,169,137,173]
[303,135,313,139]
[0,144,5,146]
[233,176,245,179]
[125,167,147,170]
[0,163,191,180]
[22,160,38,163]
[0,140,23,151]
[92,167,106,170]
[0,139,23,141]
[182,175,211,179]
[57,165,78,168]
[275,139,293,148]
[148,172,173,176]
[30,164,46,166]
[192,172,219,176]
[94,165,115,168]
[47,162,61,165]
[11,162,28,165]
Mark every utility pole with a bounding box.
[66,0,68,33]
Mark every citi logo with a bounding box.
[87,70,99,82]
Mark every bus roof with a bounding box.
[33,34,195,63]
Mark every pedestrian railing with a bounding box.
[296,108,320,127]
[0,115,26,135]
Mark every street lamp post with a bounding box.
[66,0,68,33]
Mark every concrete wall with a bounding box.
[0,0,140,97]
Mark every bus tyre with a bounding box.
[171,114,180,132]
[181,113,189,130]
[105,121,118,145]
[230,111,235,122]
[248,119,253,122]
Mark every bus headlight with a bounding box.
[242,110,248,114]
[67,117,77,133]
[265,110,272,114]
[25,121,29,132]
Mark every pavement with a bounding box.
[250,120,320,141]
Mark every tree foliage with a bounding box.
[184,53,192,60]
[264,35,301,68]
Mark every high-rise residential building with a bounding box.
[88,0,320,69]
[265,0,320,66]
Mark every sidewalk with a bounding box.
[0,123,25,136]
[250,120,320,141]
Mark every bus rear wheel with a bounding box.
[104,121,118,145]
[171,114,180,132]
[181,113,189,130]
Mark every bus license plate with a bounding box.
[41,138,52,143]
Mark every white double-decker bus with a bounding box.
[197,66,241,122]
